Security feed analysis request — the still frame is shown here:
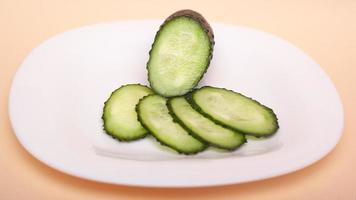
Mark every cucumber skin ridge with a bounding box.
[187,86,280,138]
[135,94,208,155]
[102,84,150,142]
[166,98,246,151]
[147,9,215,97]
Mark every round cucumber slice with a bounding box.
[168,97,246,150]
[136,95,206,154]
[147,10,214,97]
[191,86,279,137]
[102,84,153,141]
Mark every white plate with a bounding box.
[9,20,343,187]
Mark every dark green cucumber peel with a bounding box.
[102,84,153,141]
[136,95,207,155]
[147,9,214,97]
[188,86,279,137]
[167,97,246,150]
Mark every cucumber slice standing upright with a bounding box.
[168,97,246,150]
[191,86,279,137]
[147,10,214,97]
[136,95,206,154]
[102,84,153,141]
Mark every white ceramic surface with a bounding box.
[9,20,343,187]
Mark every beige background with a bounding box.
[1,0,356,199]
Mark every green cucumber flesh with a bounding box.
[168,97,246,150]
[136,95,206,154]
[102,84,153,141]
[191,86,279,137]
[147,10,214,97]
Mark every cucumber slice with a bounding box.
[136,95,206,154]
[191,87,279,137]
[147,10,214,97]
[102,84,153,141]
[168,97,246,150]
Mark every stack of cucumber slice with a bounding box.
[102,10,279,154]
